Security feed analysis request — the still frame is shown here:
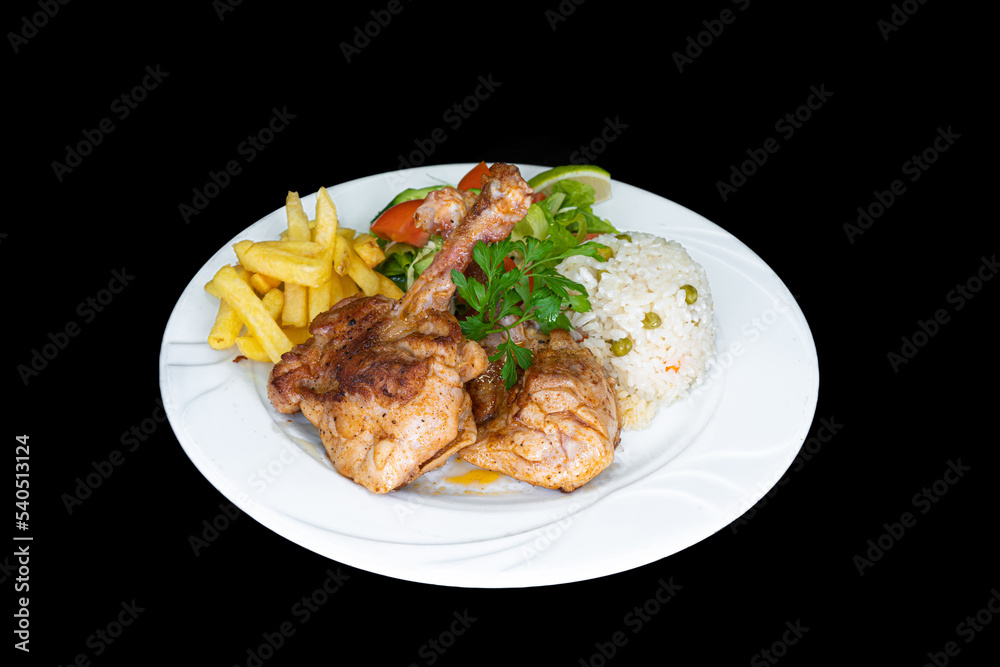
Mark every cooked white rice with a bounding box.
[557,232,715,429]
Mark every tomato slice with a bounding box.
[458,161,490,191]
[370,199,430,247]
[503,256,534,292]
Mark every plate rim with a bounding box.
[159,162,820,587]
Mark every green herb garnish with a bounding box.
[450,236,608,389]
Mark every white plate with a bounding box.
[159,164,819,588]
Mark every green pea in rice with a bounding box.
[557,232,716,429]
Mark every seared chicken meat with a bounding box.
[414,187,479,239]
[267,163,533,493]
[461,329,622,492]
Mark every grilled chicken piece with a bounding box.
[414,187,479,239]
[461,329,622,492]
[267,163,533,493]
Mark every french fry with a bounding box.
[352,233,386,268]
[208,187,398,362]
[342,272,361,296]
[345,244,379,295]
[208,299,244,349]
[205,264,250,299]
[308,280,332,322]
[235,335,271,362]
[377,274,404,299]
[239,325,311,361]
[332,234,352,277]
[340,242,391,297]
[313,187,339,248]
[328,271,348,306]
[281,190,313,327]
[249,273,281,294]
[212,265,292,363]
[232,239,253,260]
[234,241,334,288]
[262,287,284,321]
[331,271,360,303]
[248,274,270,294]
[283,283,308,327]
[250,240,326,255]
[285,191,311,242]
[284,326,311,345]
[260,273,282,289]
[310,192,343,318]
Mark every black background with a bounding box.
[8,0,995,665]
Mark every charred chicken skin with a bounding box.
[267,163,533,493]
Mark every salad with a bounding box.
[371,161,618,292]
[369,161,619,387]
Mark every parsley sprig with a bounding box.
[450,236,608,389]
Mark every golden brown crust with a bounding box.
[460,330,622,492]
[266,163,531,493]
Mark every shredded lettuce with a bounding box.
[375,242,415,291]
[547,180,616,235]
[512,179,617,257]
[550,179,595,210]
[375,236,443,291]
[407,235,443,288]
[511,204,549,242]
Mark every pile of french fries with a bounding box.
[206,187,402,363]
